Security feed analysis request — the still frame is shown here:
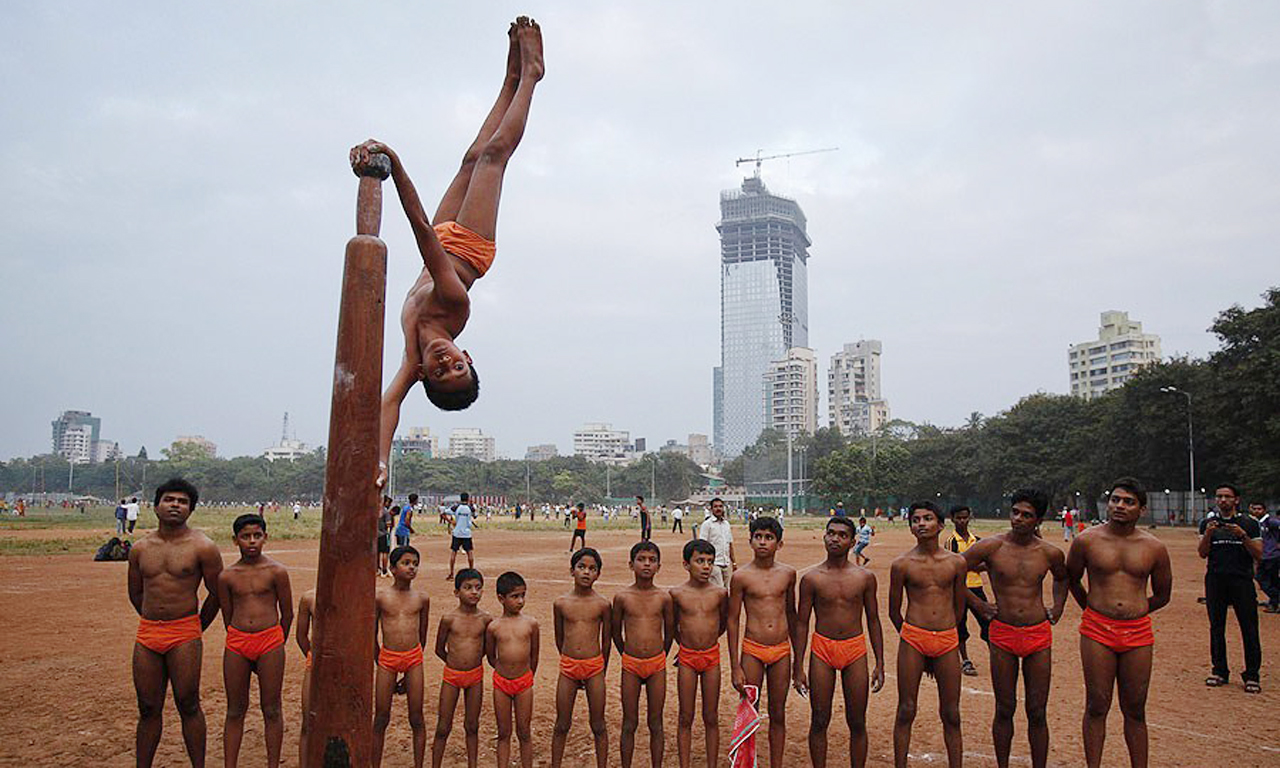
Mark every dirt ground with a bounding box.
[1,519,1277,767]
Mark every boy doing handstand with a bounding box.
[551,547,612,768]
[794,515,886,768]
[218,514,294,768]
[888,501,967,768]
[612,541,674,768]
[487,572,540,768]
[359,18,545,487]
[373,546,430,768]
[670,539,728,768]
[728,516,799,767]
[432,569,492,768]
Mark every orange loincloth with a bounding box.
[989,619,1053,658]
[811,632,867,670]
[135,614,203,655]
[677,644,721,673]
[621,652,667,680]
[1078,607,1153,654]
[434,221,496,277]
[742,637,791,666]
[558,653,605,682]
[900,622,959,659]
[442,664,484,689]
[492,669,535,697]
[378,644,425,673]
[226,624,285,662]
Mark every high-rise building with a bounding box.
[573,422,631,463]
[52,410,101,464]
[687,433,714,466]
[1069,310,1162,399]
[714,176,811,457]
[525,444,559,462]
[829,340,890,437]
[448,428,496,462]
[393,426,439,459]
[765,347,819,437]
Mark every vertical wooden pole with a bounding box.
[305,153,391,768]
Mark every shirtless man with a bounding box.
[962,490,1068,768]
[728,516,799,768]
[551,548,612,768]
[1066,478,1172,768]
[793,516,886,768]
[670,539,728,768]
[612,541,674,768]
[362,17,545,486]
[373,546,431,768]
[888,501,967,768]
[128,478,223,768]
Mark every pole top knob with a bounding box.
[353,152,391,180]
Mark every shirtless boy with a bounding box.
[373,546,431,768]
[128,478,223,768]
[551,547,612,768]
[1066,478,1172,768]
[888,501,967,768]
[793,516,885,768]
[670,539,728,768]
[364,17,545,485]
[432,569,492,768]
[295,589,315,768]
[218,514,294,768]
[487,572,541,768]
[612,541,674,768]
[728,516,798,767]
[961,490,1068,768]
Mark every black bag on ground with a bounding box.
[94,536,130,561]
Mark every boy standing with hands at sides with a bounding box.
[961,490,1069,768]
[129,478,223,768]
[488,572,540,768]
[432,569,492,768]
[888,501,967,768]
[670,539,729,768]
[612,541,675,768]
[218,514,294,768]
[793,516,886,768]
[551,548,612,768]
[295,588,315,768]
[373,546,431,768]
[728,516,799,768]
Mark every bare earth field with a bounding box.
[0,517,1276,767]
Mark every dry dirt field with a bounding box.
[1,518,1276,767]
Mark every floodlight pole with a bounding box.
[1160,386,1196,517]
[305,152,390,768]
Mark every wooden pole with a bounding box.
[305,152,391,768]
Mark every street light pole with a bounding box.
[786,431,794,519]
[1160,386,1195,516]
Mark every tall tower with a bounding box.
[714,176,811,458]
[829,340,890,437]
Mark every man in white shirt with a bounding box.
[125,497,140,534]
[448,492,477,580]
[699,497,736,587]
[672,506,684,534]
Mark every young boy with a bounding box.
[367,18,546,486]
[670,539,729,768]
[612,541,674,768]
[1067,478,1172,768]
[570,502,587,552]
[946,505,990,677]
[961,490,1068,768]
[128,478,223,768]
[854,516,874,566]
[218,513,294,768]
[431,569,492,768]
[295,588,315,768]
[888,501,967,768]
[373,546,431,768]
[727,516,798,768]
[551,547,612,768]
[487,571,540,768]
[793,516,886,768]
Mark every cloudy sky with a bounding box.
[3,1,1276,461]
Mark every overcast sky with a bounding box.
[3,1,1276,461]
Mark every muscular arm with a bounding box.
[484,623,496,668]
[529,619,541,675]
[435,616,452,663]
[552,601,565,654]
[887,560,905,633]
[952,559,968,630]
[1065,537,1089,609]
[727,572,745,692]
[1148,543,1173,614]
[418,597,430,649]
[864,574,886,692]
[296,598,312,656]
[785,569,800,650]
[199,541,224,630]
[378,360,420,485]
[1048,547,1069,623]
[127,545,143,615]
[217,573,234,630]
[276,567,294,641]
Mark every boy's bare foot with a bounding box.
[506,21,521,82]
[517,16,544,81]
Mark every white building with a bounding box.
[765,347,819,437]
[91,440,122,463]
[687,433,714,466]
[263,438,308,462]
[573,423,631,463]
[1069,311,1163,400]
[448,428,496,462]
[394,426,440,458]
[173,435,218,458]
[829,340,891,437]
[525,444,558,462]
[52,410,101,464]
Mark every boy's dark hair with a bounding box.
[154,477,199,509]
[630,540,661,562]
[636,495,644,502]
[423,365,480,411]
[233,513,267,535]
[460,492,470,502]
[858,516,867,524]
[576,502,585,510]
[496,571,526,596]
[454,568,483,590]
[1214,482,1240,498]
[1109,477,1148,507]
[683,538,716,562]
[749,515,784,540]
[390,545,420,567]
[826,516,857,535]
[709,497,723,505]
[570,547,602,570]
[391,504,401,515]
[407,493,418,505]
[1010,489,1049,518]
[909,500,946,521]
[949,504,971,517]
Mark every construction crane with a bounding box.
[735,147,839,177]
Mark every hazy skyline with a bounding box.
[3,1,1277,461]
